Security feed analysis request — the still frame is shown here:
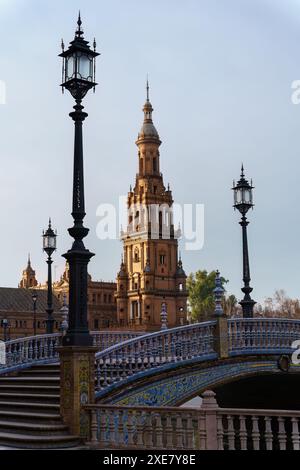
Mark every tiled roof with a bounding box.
[0,288,61,313]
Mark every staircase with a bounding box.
[0,364,81,449]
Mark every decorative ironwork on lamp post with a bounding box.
[43,219,57,334]
[59,14,99,346]
[232,165,256,318]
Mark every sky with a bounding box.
[1,0,300,304]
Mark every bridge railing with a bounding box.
[0,333,61,374]
[0,330,143,374]
[84,391,300,450]
[91,331,143,350]
[94,321,217,392]
[228,318,300,354]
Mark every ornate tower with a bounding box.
[19,255,38,289]
[116,84,188,331]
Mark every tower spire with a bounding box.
[146,77,150,102]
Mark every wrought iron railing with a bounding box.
[94,321,217,392]
[228,318,300,354]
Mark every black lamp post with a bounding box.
[59,14,99,346]
[43,219,57,334]
[232,165,256,318]
[32,291,38,336]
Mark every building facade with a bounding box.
[17,259,118,332]
[0,287,63,340]
[52,263,117,330]
[116,86,188,331]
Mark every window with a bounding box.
[153,157,157,172]
[108,295,112,303]
[92,294,96,303]
[160,254,166,265]
[179,283,183,292]
[104,294,107,303]
[134,248,139,263]
[94,319,99,329]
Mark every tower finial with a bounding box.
[241,163,245,178]
[146,76,150,102]
[28,253,31,266]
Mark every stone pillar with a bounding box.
[214,317,229,359]
[213,271,229,359]
[58,346,97,439]
[201,390,219,450]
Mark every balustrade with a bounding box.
[228,318,300,354]
[84,395,300,450]
[94,322,217,392]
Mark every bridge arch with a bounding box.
[97,356,300,407]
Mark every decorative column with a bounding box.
[213,271,228,359]
[57,14,99,438]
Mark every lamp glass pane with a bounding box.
[236,188,243,204]
[66,55,75,80]
[244,188,251,203]
[78,53,91,80]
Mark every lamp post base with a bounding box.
[46,310,54,335]
[240,298,256,318]
[57,345,97,438]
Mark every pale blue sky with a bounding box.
[1,0,300,304]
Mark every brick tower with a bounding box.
[116,83,188,331]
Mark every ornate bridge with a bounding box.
[1,318,300,405]
[0,319,300,449]
[93,318,300,406]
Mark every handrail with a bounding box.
[94,321,217,392]
[228,317,300,353]
[84,398,300,450]
[0,330,144,374]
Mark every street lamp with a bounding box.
[32,291,38,336]
[43,218,57,334]
[59,14,99,346]
[232,165,256,318]
[2,319,8,342]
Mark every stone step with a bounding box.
[0,384,60,394]
[0,432,80,449]
[0,401,59,414]
[22,369,60,377]
[0,410,62,424]
[0,377,60,387]
[0,393,60,404]
[0,420,69,436]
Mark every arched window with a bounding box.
[134,248,139,263]
[160,254,166,265]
